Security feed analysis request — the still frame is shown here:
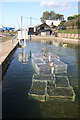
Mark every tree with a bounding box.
[55,14,60,20]
[58,14,64,20]
[59,20,66,26]
[76,21,80,29]
[40,11,64,23]
[50,11,56,20]
[51,22,56,28]
[73,15,78,19]
[67,16,75,21]
[40,11,50,23]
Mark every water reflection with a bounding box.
[18,47,28,64]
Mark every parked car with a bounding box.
[58,26,66,30]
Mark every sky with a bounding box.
[0,0,79,29]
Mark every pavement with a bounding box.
[0,38,18,65]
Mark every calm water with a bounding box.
[2,40,79,118]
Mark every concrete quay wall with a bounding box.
[0,38,18,76]
[58,33,79,39]
[30,35,80,45]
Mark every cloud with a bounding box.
[40,1,73,10]
[40,1,61,8]
[61,2,72,10]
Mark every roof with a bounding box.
[45,20,61,22]
[36,23,51,28]
[3,27,15,30]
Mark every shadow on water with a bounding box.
[2,41,79,118]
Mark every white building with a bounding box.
[45,20,61,26]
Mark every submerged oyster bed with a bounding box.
[28,80,47,102]
[33,74,55,82]
[47,86,73,96]
[47,86,75,101]
[28,78,75,102]
[32,53,59,61]
[53,60,67,73]
[29,81,46,95]
[32,53,67,74]
[32,59,45,65]
[28,52,76,102]
[55,76,70,87]
[32,59,51,74]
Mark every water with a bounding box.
[2,41,79,118]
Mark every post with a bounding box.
[48,53,51,64]
[24,28,26,46]
[21,16,22,39]
[30,17,32,26]
[51,67,54,74]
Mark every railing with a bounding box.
[12,34,18,45]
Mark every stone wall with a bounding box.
[58,33,79,39]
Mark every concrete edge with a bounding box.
[30,35,80,45]
[2,42,19,77]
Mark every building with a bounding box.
[40,29,52,36]
[35,23,51,31]
[34,23,52,36]
[45,20,61,26]
[28,26,34,35]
